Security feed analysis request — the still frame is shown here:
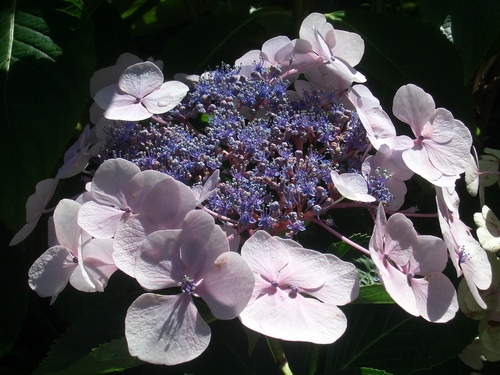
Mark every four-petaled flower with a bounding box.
[239,231,359,343]
[394,84,472,187]
[125,210,254,365]
[370,204,458,322]
[94,61,189,121]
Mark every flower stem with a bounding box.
[311,218,371,255]
[266,337,293,375]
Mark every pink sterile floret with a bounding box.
[125,210,254,365]
[239,230,359,344]
[299,12,366,92]
[370,203,458,323]
[394,84,472,187]
[94,61,189,122]
[28,199,116,304]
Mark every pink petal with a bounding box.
[461,237,493,291]
[142,178,196,229]
[91,158,141,208]
[125,293,211,365]
[277,247,329,289]
[113,214,160,277]
[410,235,448,275]
[384,213,416,266]
[26,178,58,222]
[411,273,458,323]
[71,238,117,292]
[78,201,124,239]
[331,29,364,67]
[235,50,262,76]
[104,95,154,121]
[28,246,77,304]
[380,264,419,317]
[135,229,183,290]
[402,146,443,182]
[241,231,291,282]
[118,61,163,98]
[240,289,347,344]
[299,13,336,55]
[180,211,229,279]
[53,199,82,251]
[144,80,189,114]
[197,252,254,319]
[261,36,292,64]
[306,254,359,305]
[393,84,436,136]
[128,170,169,213]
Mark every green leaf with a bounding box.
[354,255,379,286]
[0,0,94,230]
[327,233,370,259]
[325,305,477,374]
[34,293,140,375]
[44,338,143,375]
[353,284,394,304]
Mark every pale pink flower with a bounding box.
[330,170,376,203]
[436,187,492,309]
[370,204,458,322]
[10,178,58,246]
[299,13,366,92]
[55,125,93,180]
[239,231,359,344]
[125,210,254,365]
[28,199,116,304]
[89,53,163,124]
[394,84,472,187]
[76,158,196,277]
[94,61,189,121]
[235,35,325,81]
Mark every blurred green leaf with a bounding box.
[419,0,500,82]
[0,0,94,230]
[0,230,30,357]
[160,7,291,76]
[354,284,394,304]
[326,305,477,374]
[44,338,143,375]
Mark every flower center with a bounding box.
[178,275,197,295]
[458,246,471,266]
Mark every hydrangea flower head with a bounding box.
[239,230,359,343]
[94,61,189,121]
[125,210,254,365]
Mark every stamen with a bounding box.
[178,275,197,295]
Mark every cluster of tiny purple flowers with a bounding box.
[97,63,374,236]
